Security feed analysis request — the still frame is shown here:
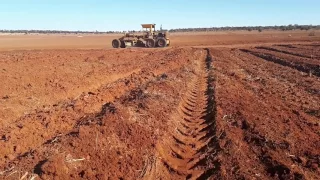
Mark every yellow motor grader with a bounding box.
[112,24,170,48]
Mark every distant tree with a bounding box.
[1,24,319,34]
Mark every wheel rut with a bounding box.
[157,49,220,179]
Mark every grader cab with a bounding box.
[112,24,170,48]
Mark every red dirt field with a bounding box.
[0,32,319,179]
[0,30,320,50]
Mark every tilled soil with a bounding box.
[241,46,320,76]
[0,43,319,179]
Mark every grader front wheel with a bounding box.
[120,41,126,48]
[112,39,121,48]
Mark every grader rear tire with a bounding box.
[157,38,167,48]
[146,39,155,48]
[112,39,121,48]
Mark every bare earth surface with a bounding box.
[0,31,319,179]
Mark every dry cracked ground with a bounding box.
[0,42,319,179]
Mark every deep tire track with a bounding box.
[157,49,220,179]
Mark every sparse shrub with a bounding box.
[308,31,316,36]
[258,28,262,33]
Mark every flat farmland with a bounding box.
[0,31,319,179]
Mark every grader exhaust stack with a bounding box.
[112,24,170,48]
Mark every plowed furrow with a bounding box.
[158,49,220,179]
[240,48,320,77]
[256,46,315,59]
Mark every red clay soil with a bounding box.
[0,43,319,179]
[212,47,319,179]
[0,47,205,179]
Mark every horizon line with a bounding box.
[0,24,319,32]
